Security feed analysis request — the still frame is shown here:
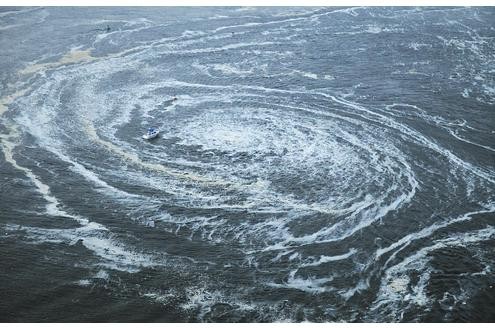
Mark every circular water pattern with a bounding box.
[1,6,494,322]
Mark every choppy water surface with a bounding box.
[0,6,494,322]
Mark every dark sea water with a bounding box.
[0,6,494,322]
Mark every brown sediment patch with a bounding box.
[1,48,96,117]
[19,48,96,76]
[0,88,30,116]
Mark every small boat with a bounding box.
[142,127,159,140]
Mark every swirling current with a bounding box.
[0,6,494,322]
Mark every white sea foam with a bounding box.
[291,70,318,79]
[76,279,91,286]
[370,221,495,320]
[301,249,357,268]
[94,269,109,280]
[4,10,494,321]
[5,224,160,273]
[211,63,253,76]
[408,43,431,51]
[179,285,255,321]
[0,133,90,226]
[267,269,335,294]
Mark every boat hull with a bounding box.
[142,132,159,140]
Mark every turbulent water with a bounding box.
[0,6,494,322]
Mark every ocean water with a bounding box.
[0,6,494,322]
